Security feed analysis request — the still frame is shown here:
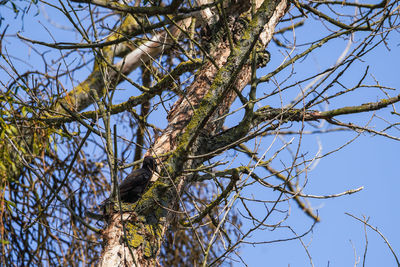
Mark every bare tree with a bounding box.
[0,0,399,266]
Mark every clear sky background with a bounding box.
[1,2,399,266]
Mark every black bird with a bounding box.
[118,156,157,203]
[86,156,156,220]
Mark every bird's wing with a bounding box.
[118,169,151,195]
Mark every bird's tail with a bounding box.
[85,210,105,220]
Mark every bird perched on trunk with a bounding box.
[86,156,157,220]
[118,156,157,203]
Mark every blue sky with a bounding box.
[235,14,400,266]
[1,2,399,266]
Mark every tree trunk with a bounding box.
[99,0,288,265]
